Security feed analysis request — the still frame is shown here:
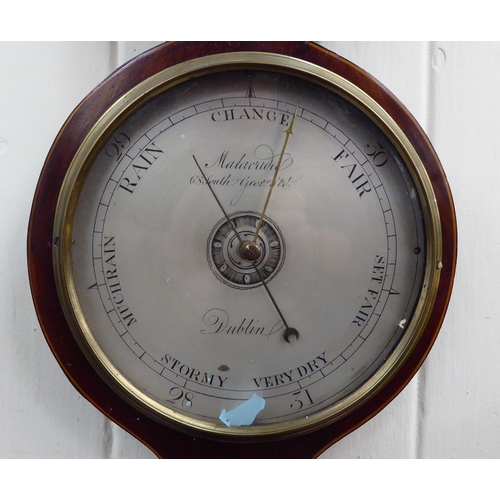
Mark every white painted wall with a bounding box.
[0,41,496,459]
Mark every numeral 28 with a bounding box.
[166,386,194,408]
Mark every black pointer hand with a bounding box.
[193,154,299,343]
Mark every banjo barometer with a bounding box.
[28,42,457,458]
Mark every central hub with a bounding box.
[239,241,262,262]
[207,212,286,290]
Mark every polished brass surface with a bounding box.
[239,241,262,262]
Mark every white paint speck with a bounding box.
[399,319,407,329]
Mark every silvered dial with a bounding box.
[55,55,437,439]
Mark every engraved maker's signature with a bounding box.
[189,145,303,206]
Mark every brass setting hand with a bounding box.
[253,103,299,245]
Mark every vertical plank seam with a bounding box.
[415,40,439,459]
[102,40,121,458]
[426,41,439,140]
[115,41,129,68]
[109,41,119,74]
[103,418,114,458]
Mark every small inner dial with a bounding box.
[207,211,285,289]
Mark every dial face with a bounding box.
[54,55,439,439]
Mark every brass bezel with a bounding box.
[53,52,442,441]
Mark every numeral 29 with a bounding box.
[105,132,131,162]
